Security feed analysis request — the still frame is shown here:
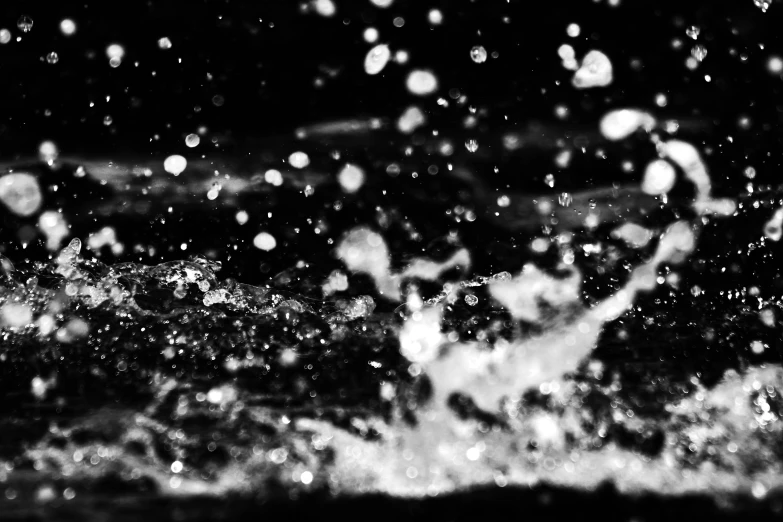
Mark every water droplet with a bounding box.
[428,9,443,25]
[767,56,783,74]
[544,173,555,187]
[465,139,479,153]
[558,192,572,206]
[363,27,379,43]
[685,25,700,40]
[754,0,771,13]
[470,45,487,63]
[566,23,580,37]
[253,232,277,251]
[17,15,33,33]
[465,294,478,306]
[60,19,76,36]
[158,37,172,49]
[641,159,677,195]
[288,151,310,169]
[337,163,365,193]
[364,44,391,75]
[45,52,59,64]
[397,105,426,134]
[406,69,438,96]
[572,50,613,88]
[691,45,707,62]
[497,195,510,207]
[103,115,113,126]
[0,29,10,45]
[185,133,200,148]
[164,155,187,176]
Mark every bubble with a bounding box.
[641,159,677,195]
[428,9,443,25]
[0,29,10,44]
[164,155,187,176]
[337,163,365,193]
[566,23,580,37]
[406,69,438,96]
[470,45,487,63]
[363,27,379,43]
[364,44,391,75]
[60,19,77,36]
[265,169,284,186]
[157,37,172,49]
[17,15,33,33]
[397,105,426,134]
[46,52,59,64]
[0,173,42,216]
[572,50,613,89]
[253,232,277,251]
[185,133,200,148]
[288,151,310,169]
[313,0,336,17]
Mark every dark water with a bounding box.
[2,1,783,520]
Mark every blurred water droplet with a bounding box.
[157,37,172,49]
[464,294,478,306]
[470,45,487,63]
[0,29,10,44]
[364,44,391,75]
[17,15,33,33]
[103,115,113,126]
[45,52,59,64]
[545,173,555,187]
[558,192,572,206]
[465,139,479,153]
